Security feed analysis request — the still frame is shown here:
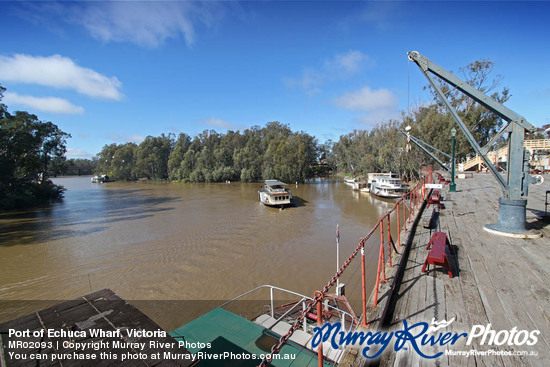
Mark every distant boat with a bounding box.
[91,174,114,183]
[258,180,293,208]
[344,177,357,185]
[370,174,408,199]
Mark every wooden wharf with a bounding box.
[341,172,550,367]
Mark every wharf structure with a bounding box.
[341,172,549,366]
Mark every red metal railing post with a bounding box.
[386,215,392,268]
[407,193,411,223]
[405,198,408,228]
[379,222,386,282]
[373,224,383,307]
[396,201,401,247]
[360,245,368,327]
[316,291,323,366]
[411,190,416,215]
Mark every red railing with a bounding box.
[258,169,434,366]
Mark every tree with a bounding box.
[136,134,174,179]
[0,85,70,209]
[422,58,511,158]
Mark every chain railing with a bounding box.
[258,169,434,366]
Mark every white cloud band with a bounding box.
[334,86,397,111]
[4,92,84,115]
[0,54,122,100]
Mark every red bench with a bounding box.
[422,232,454,278]
[435,173,451,184]
[427,190,442,209]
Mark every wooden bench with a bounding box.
[422,232,454,278]
[427,190,442,209]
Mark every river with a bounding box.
[0,177,402,330]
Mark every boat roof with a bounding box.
[264,179,287,186]
[170,308,331,366]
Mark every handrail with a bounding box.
[220,284,356,333]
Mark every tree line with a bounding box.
[95,122,320,183]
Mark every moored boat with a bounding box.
[258,180,293,207]
[370,174,408,199]
[91,174,114,183]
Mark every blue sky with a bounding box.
[1,1,549,158]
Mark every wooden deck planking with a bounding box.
[443,207,492,367]
[453,187,530,366]
[369,173,550,366]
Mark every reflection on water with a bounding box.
[0,177,404,329]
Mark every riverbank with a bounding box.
[342,172,549,366]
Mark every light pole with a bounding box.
[450,128,457,192]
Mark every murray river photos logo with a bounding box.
[311,318,540,359]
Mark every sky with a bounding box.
[1,1,549,159]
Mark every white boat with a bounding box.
[258,180,293,207]
[370,174,408,199]
[91,174,113,183]
[344,177,357,185]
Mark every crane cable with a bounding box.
[408,57,410,117]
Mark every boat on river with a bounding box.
[170,285,358,365]
[258,180,293,207]
[91,174,114,183]
[370,174,408,199]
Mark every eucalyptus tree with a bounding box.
[0,85,70,209]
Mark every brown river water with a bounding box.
[0,177,403,330]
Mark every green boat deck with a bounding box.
[170,308,334,366]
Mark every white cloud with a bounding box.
[285,50,371,94]
[107,134,145,144]
[284,69,323,95]
[66,148,93,158]
[72,2,222,48]
[334,87,397,111]
[199,117,239,130]
[334,86,400,126]
[0,54,122,100]
[325,50,370,76]
[355,109,401,126]
[4,92,84,115]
